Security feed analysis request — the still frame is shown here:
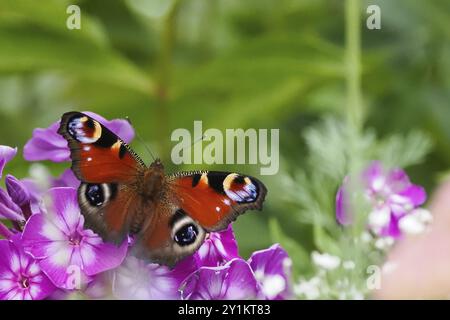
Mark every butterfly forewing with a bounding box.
[168,171,267,231]
[58,111,145,183]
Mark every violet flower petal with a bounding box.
[80,228,129,276]
[0,146,17,179]
[386,168,411,193]
[24,122,69,162]
[362,160,384,190]
[112,255,197,300]
[194,224,239,267]
[248,244,292,300]
[181,259,259,300]
[5,175,30,207]
[0,188,23,221]
[398,185,426,207]
[335,183,352,225]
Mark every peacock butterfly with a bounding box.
[58,111,267,266]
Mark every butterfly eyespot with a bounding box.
[174,224,198,246]
[67,116,101,144]
[222,174,259,203]
[85,184,104,207]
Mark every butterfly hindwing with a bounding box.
[169,171,267,232]
[77,182,140,243]
[134,202,206,267]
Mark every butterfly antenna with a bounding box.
[126,116,156,162]
[186,134,206,151]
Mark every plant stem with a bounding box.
[345,0,363,131]
[345,0,367,249]
[155,1,180,160]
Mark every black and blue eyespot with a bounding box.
[174,224,198,246]
[170,209,201,247]
[85,184,104,206]
[84,183,117,207]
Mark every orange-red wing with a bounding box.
[169,171,267,231]
[58,111,145,183]
[78,183,139,243]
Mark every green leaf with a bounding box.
[0,0,108,45]
[313,220,341,257]
[377,131,433,169]
[0,27,154,95]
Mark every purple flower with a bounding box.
[194,225,239,267]
[336,161,427,237]
[112,255,197,300]
[6,175,30,208]
[21,187,128,290]
[0,145,17,179]
[0,173,47,241]
[24,112,135,162]
[0,235,56,300]
[249,244,292,300]
[0,188,24,222]
[180,258,260,300]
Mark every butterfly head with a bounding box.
[150,158,164,170]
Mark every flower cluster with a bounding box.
[294,251,364,300]
[291,161,431,300]
[0,112,291,300]
[336,161,430,240]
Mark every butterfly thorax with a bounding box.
[141,161,165,201]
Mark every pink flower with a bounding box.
[194,225,239,267]
[0,235,56,300]
[249,244,292,299]
[336,161,427,237]
[0,145,17,179]
[21,187,128,290]
[181,244,292,300]
[112,255,197,300]
[180,258,260,300]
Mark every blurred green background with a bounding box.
[0,0,449,259]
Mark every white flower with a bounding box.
[343,260,356,270]
[294,277,321,300]
[399,208,433,235]
[368,206,391,232]
[349,286,364,300]
[374,236,394,250]
[259,274,286,300]
[360,231,373,243]
[312,251,341,270]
